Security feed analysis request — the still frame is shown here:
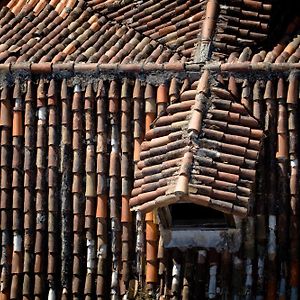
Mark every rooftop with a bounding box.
[0,0,299,299]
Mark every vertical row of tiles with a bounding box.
[95,80,108,299]
[134,78,145,294]
[0,85,12,300]
[71,83,84,299]
[23,80,35,299]
[108,79,121,299]
[276,77,289,299]
[34,78,47,299]
[60,78,72,299]
[10,79,23,299]
[47,79,58,299]
[120,79,133,298]
[145,82,159,295]
[84,83,97,299]
[287,74,299,297]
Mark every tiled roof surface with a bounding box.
[213,0,272,58]
[0,0,299,299]
[0,0,275,63]
[0,64,298,299]
[89,0,208,58]
[0,76,161,299]
[0,0,183,64]
[89,0,273,59]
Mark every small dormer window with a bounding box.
[131,73,262,252]
[170,203,233,229]
[159,204,241,251]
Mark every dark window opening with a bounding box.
[170,203,234,229]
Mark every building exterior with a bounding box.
[0,0,299,299]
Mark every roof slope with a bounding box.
[0,0,276,63]
[130,71,264,217]
[213,0,272,59]
[0,0,182,64]
[89,0,208,58]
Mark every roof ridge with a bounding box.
[173,71,210,196]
